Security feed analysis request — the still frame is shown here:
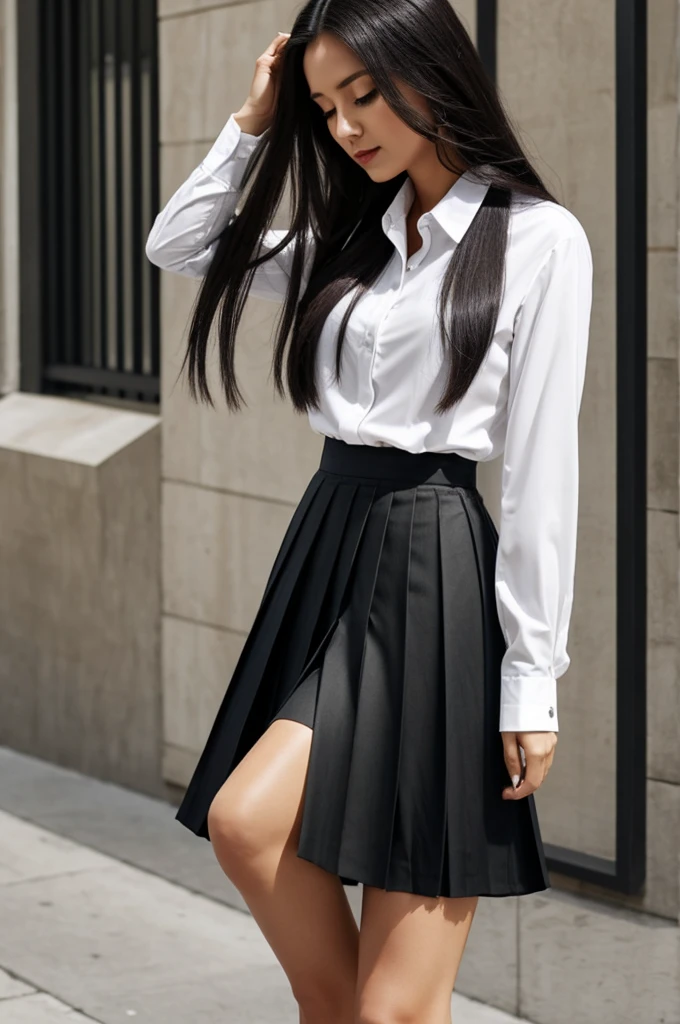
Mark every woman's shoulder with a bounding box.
[509,193,591,257]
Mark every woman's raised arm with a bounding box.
[144,110,307,301]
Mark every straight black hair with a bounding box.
[180,0,558,414]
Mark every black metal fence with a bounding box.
[26,0,160,404]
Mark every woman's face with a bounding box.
[303,32,436,182]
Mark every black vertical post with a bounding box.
[130,3,143,380]
[62,0,76,367]
[114,0,124,393]
[97,0,108,384]
[615,0,647,894]
[476,0,497,81]
[78,0,93,371]
[17,0,43,393]
[44,0,62,376]
[148,1,160,391]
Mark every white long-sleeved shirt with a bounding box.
[146,113,593,734]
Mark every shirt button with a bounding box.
[548,707,554,718]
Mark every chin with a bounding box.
[365,163,401,182]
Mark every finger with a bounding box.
[525,754,546,790]
[503,753,544,799]
[265,32,289,55]
[501,738,523,798]
[501,734,522,785]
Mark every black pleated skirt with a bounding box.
[175,436,551,899]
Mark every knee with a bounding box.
[355,997,422,1024]
[206,790,259,867]
[293,981,355,1024]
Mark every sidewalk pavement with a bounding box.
[0,747,530,1024]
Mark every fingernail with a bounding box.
[512,774,520,788]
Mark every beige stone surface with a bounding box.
[455,897,519,1016]
[0,968,34,1001]
[648,509,680,645]
[159,0,304,144]
[648,640,680,784]
[0,393,160,465]
[0,995,100,1023]
[162,479,296,632]
[159,0,244,16]
[162,614,245,757]
[648,359,679,512]
[648,251,680,360]
[162,742,203,789]
[648,0,678,251]
[452,0,476,39]
[0,406,162,796]
[642,779,680,920]
[518,889,680,1024]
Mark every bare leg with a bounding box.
[353,885,479,1024]
[207,717,359,1024]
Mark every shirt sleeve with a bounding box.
[144,113,313,301]
[496,228,593,733]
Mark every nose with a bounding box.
[334,108,360,141]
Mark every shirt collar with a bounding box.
[381,165,491,244]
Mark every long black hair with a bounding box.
[180,0,558,414]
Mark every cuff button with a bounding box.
[548,707,554,718]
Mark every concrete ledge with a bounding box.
[0,392,160,464]
[0,393,163,795]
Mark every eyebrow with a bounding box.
[309,69,370,101]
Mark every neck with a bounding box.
[406,139,467,217]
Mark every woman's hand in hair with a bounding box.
[234,31,291,136]
[500,730,557,800]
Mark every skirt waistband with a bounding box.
[319,437,478,488]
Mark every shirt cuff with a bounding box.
[499,675,559,732]
[200,113,267,188]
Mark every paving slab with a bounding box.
[0,994,99,1023]
[0,969,35,1001]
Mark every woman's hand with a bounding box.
[234,31,291,136]
[501,731,557,799]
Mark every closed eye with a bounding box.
[322,88,380,122]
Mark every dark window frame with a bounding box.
[18,0,160,406]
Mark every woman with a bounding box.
[145,0,593,1020]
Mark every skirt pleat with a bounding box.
[175,438,551,899]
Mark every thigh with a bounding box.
[355,886,479,1023]
[207,718,360,1013]
[208,715,314,859]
